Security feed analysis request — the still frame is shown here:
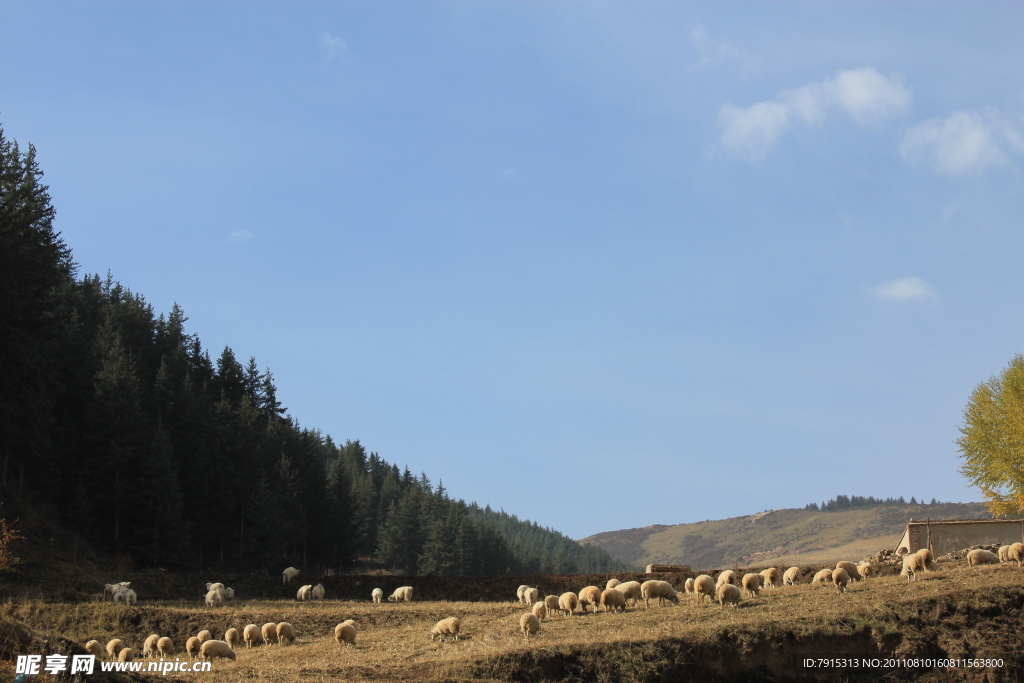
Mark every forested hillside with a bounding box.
[0,124,627,577]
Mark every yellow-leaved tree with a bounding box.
[957,354,1024,517]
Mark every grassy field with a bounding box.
[3,558,1024,682]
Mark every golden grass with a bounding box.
[4,561,1024,681]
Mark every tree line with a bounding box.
[0,124,628,576]
[803,494,950,512]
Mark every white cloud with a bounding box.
[322,32,347,59]
[227,230,253,243]
[901,109,1024,174]
[871,276,934,301]
[718,68,911,160]
[690,26,756,72]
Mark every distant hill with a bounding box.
[578,502,992,570]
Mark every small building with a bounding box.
[896,518,1024,556]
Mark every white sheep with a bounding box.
[693,575,716,603]
[759,567,782,589]
[225,587,234,599]
[741,573,762,598]
[520,613,540,640]
[967,549,1000,566]
[311,583,325,600]
[544,594,559,614]
[532,601,547,621]
[600,588,626,612]
[205,589,223,607]
[640,580,680,608]
[783,566,800,586]
[196,630,212,644]
[1008,542,1024,567]
[243,624,263,649]
[857,563,874,581]
[372,588,384,603]
[335,622,357,649]
[836,561,860,582]
[516,584,530,604]
[716,570,737,587]
[684,577,695,593]
[999,545,1011,563]
[200,640,236,662]
[282,567,300,584]
[558,592,578,616]
[832,567,850,593]
[717,583,741,608]
[186,636,201,658]
[113,587,136,605]
[616,581,642,606]
[901,552,925,582]
[106,639,124,659]
[143,634,160,658]
[606,578,621,590]
[811,568,832,587]
[104,582,130,600]
[297,584,313,601]
[84,640,103,658]
[261,623,278,645]
[430,617,462,641]
[157,637,174,657]
[523,587,540,607]
[917,548,937,571]
[578,586,602,613]
[276,622,295,645]
[224,628,239,650]
[118,648,135,662]
[388,586,413,602]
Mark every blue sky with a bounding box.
[4,2,1024,539]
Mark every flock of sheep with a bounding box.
[88,545,1023,661]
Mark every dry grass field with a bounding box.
[3,560,1024,682]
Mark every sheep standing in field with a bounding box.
[684,577,695,594]
[276,622,295,645]
[741,573,762,598]
[200,640,236,662]
[118,648,135,662]
[999,545,1011,563]
[832,567,850,593]
[717,583,741,608]
[578,586,602,613]
[157,637,174,657]
[335,622,357,649]
[225,587,234,599]
[600,588,626,613]
[901,552,925,582]
[917,549,937,572]
[812,568,833,588]
[640,580,680,608]
[532,601,547,621]
[243,624,263,649]
[760,568,782,589]
[716,570,737,587]
[372,588,384,603]
[544,594,559,614]
[186,637,201,659]
[857,563,874,581]
[104,582,130,600]
[143,634,160,658]
[224,629,239,650]
[196,630,212,644]
[520,613,540,640]
[1008,542,1024,567]
[261,623,278,645]
[616,581,642,607]
[205,589,223,607]
[606,578,621,590]
[206,582,225,595]
[297,584,313,601]
[106,639,124,660]
[311,583,325,600]
[558,592,578,617]
[523,587,540,607]
[783,567,800,586]
[388,586,413,602]
[112,588,133,605]
[430,617,462,641]
[282,567,300,584]
[836,562,860,582]
[84,640,103,658]
[693,575,716,604]
[516,585,530,605]
[967,549,1000,567]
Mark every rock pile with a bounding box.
[937,543,1002,562]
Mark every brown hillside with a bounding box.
[579,502,992,570]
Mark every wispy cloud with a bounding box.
[901,108,1024,174]
[690,25,756,72]
[227,230,253,244]
[322,32,347,59]
[718,68,911,161]
[871,276,934,301]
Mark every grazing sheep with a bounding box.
[832,567,850,593]
[372,588,384,603]
[157,637,174,657]
[225,587,234,599]
[84,640,103,658]
[812,568,833,588]
[917,549,937,571]
[693,575,716,603]
[523,587,540,607]
[224,629,239,650]
[196,630,212,644]
[999,545,1011,563]
[243,624,263,649]
[276,622,295,645]
[205,589,223,607]
[106,639,124,660]
[716,570,737,587]
[717,583,741,608]
[388,586,414,603]
[113,588,135,605]
[544,594,559,613]
[516,585,530,605]
[616,581,642,607]
[532,601,547,621]
[143,634,160,658]
[558,592,579,616]
[1008,542,1024,567]
[967,549,1000,566]
[578,586,602,613]
[200,640,236,662]
[104,582,130,600]
[430,617,462,641]
[262,623,278,645]
[741,573,762,598]
[606,578,621,590]
[186,637,201,658]
[206,582,225,595]
[520,613,540,640]
[335,622,357,649]
[901,552,925,582]
[282,567,300,584]
[640,580,680,608]
[783,567,800,586]
[857,563,874,581]
[836,562,860,581]
[760,568,782,589]
[297,584,313,601]
[311,584,325,600]
[684,577,695,594]
[600,588,626,613]
[118,648,135,662]
[341,619,355,627]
